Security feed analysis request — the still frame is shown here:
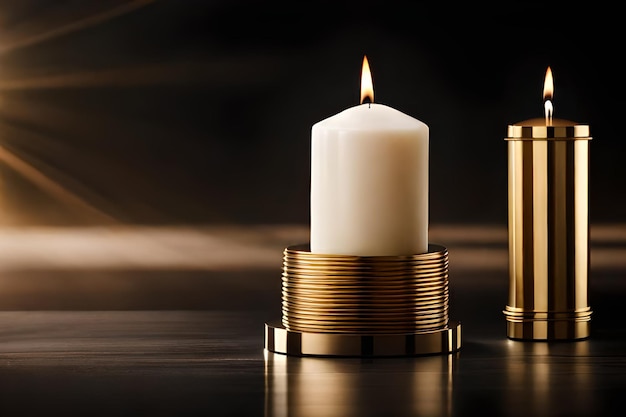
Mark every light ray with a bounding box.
[0,144,117,224]
[0,0,155,55]
[0,58,279,90]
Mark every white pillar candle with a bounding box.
[310,57,429,256]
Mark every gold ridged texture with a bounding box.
[281,244,450,334]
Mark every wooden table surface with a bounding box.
[0,225,623,416]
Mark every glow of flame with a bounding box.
[543,66,554,125]
[360,55,374,104]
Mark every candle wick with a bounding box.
[544,99,553,126]
[368,103,371,109]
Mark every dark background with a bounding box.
[0,5,623,416]
[0,0,622,227]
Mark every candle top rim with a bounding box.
[510,117,585,127]
[313,103,428,132]
[506,117,591,139]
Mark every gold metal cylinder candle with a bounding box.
[503,118,592,340]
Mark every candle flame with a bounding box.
[543,66,554,126]
[360,55,374,104]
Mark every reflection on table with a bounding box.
[265,351,456,417]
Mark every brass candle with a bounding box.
[503,67,592,340]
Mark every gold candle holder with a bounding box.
[265,244,461,357]
[503,118,592,340]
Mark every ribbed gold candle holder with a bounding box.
[265,244,461,357]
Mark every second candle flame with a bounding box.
[360,55,374,104]
[543,66,554,126]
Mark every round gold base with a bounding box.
[264,320,461,357]
[505,320,590,341]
